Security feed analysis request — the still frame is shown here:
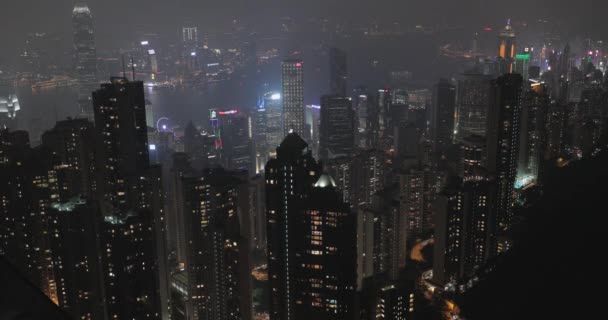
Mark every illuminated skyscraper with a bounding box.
[92,78,165,319]
[181,169,252,320]
[455,72,492,141]
[266,133,322,320]
[399,166,435,239]
[433,176,495,285]
[266,134,356,320]
[41,118,96,200]
[72,2,97,118]
[182,25,199,71]
[92,78,149,214]
[255,92,282,171]
[517,81,549,187]
[498,20,516,74]
[486,74,523,231]
[47,199,104,320]
[282,60,305,137]
[353,88,372,148]
[461,135,486,180]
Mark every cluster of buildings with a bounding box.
[3,3,608,320]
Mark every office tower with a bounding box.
[266,134,357,320]
[72,2,97,118]
[293,175,357,319]
[455,72,492,141]
[517,81,549,187]
[216,111,252,171]
[41,118,96,200]
[486,74,523,231]
[319,95,355,160]
[514,53,530,80]
[304,104,321,157]
[433,176,494,285]
[498,20,516,74]
[47,199,103,320]
[182,25,199,71]
[182,26,199,47]
[431,79,456,160]
[263,92,283,156]
[255,93,282,172]
[92,78,164,319]
[266,133,322,320]
[282,60,305,137]
[329,48,347,96]
[181,169,252,320]
[353,88,372,148]
[399,166,435,239]
[461,135,486,179]
[375,89,392,149]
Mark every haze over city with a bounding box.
[0,1,604,320]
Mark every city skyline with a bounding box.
[1,2,606,320]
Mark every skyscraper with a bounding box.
[329,48,347,96]
[292,175,357,320]
[181,169,252,320]
[47,198,104,320]
[41,118,96,200]
[486,74,523,231]
[353,88,372,148]
[92,78,164,319]
[455,72,492,141]
[282,60,305,137]
[399,166,435,239]
[266,134,357,320]
[266,133,322,320]
[319,95,355,160]
[433,176,495,285]
[461,135,486,180]
[498,20,516,74]
[72,2,97,118]
[431,79,456,160]
[182,25,199,71]
[265,92,284,155]
[92,77,149,214]
[517,81,549,186]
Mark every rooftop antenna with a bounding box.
[121,54,126,79]
[131,57,136,81]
